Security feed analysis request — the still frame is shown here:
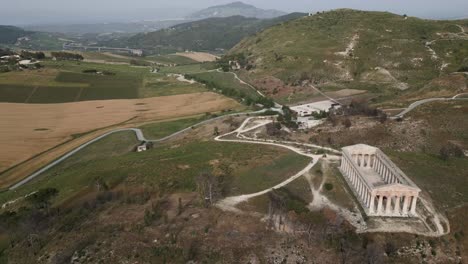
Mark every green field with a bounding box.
[189,71,260,99]
[0,133,309,207]
[0,60,218,103]
[159,63,217,74]
[139,116,208,139]
[142,73,207,97]
[146,54,198,65]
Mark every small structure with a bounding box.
[136,141,153,152]
[339,144,421,217]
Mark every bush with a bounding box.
[324,183,334,191]
[51,51,83,61]
[440,142,464,160]
[343,118,352,128]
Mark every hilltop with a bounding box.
[229,9,468,104]
[117,13,306,53]
[186,1,286,20]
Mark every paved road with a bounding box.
[391,93,468,119]
[8,109,281,191]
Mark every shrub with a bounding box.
[324,183,334,191]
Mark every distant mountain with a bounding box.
[186,1,286,20]
[0,25,68,50]
[113,13,306,52]
[0,25,31,44]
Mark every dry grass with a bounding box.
[175,52,219,62]
[0,92,241,188]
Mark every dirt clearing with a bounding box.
[175,52,219,62]
[0,92,240,185]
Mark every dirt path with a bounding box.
[214,117,450,236]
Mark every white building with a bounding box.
[339,144,421,217]
[290,100,340,129]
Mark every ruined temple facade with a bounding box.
[339,144,421,217]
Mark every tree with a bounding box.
[196,171,221,206]
[213,126,219,136]
[27,188,58,211]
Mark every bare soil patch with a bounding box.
[175,52,219,62]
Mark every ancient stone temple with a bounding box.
[339,144,421,217]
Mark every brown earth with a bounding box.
[0,92,241,187]
[175,52,219,62]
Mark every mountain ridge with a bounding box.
[186,1,286,20]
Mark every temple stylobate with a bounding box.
[339,144,421,217]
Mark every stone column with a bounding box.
[385,195,392,215]
[394,195,401,215]
[377,195,383,214]
[369,194,375,214]
[411,196,418,215]
[402,196,409,215]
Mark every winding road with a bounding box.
[8,109,280,191]
[391,93,468,119]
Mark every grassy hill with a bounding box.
[0,25,68,50]
[186,1,286,20]
[0,26,30,44]
[116,13,306,53]
[229,9,468,104]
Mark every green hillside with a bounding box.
[229,9,468,104]
[118,13,306,53]
[0,26,30,44]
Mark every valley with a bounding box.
[0,3,467,264]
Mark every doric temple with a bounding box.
[339,144,421,217]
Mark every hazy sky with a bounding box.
[3,0,468,25]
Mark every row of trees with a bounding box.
[184,74,274,108]
[51,51,83,61]
[20,50,45,60]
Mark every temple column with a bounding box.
[385,195,392,215]
[411,196,418,215]
[369,194,375,214]
[402,196,409,215]
[377,195,383,214]
[394,195,401,215]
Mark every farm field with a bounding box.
[0,136,309,208]
[0,60,220,103]
[77,52,198,65]
[0,92,241,186]
[175,52,219,62]
[146,54,198,65]
[141,73,208,97]
[189,71,261,99]
[159,63,218,74]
